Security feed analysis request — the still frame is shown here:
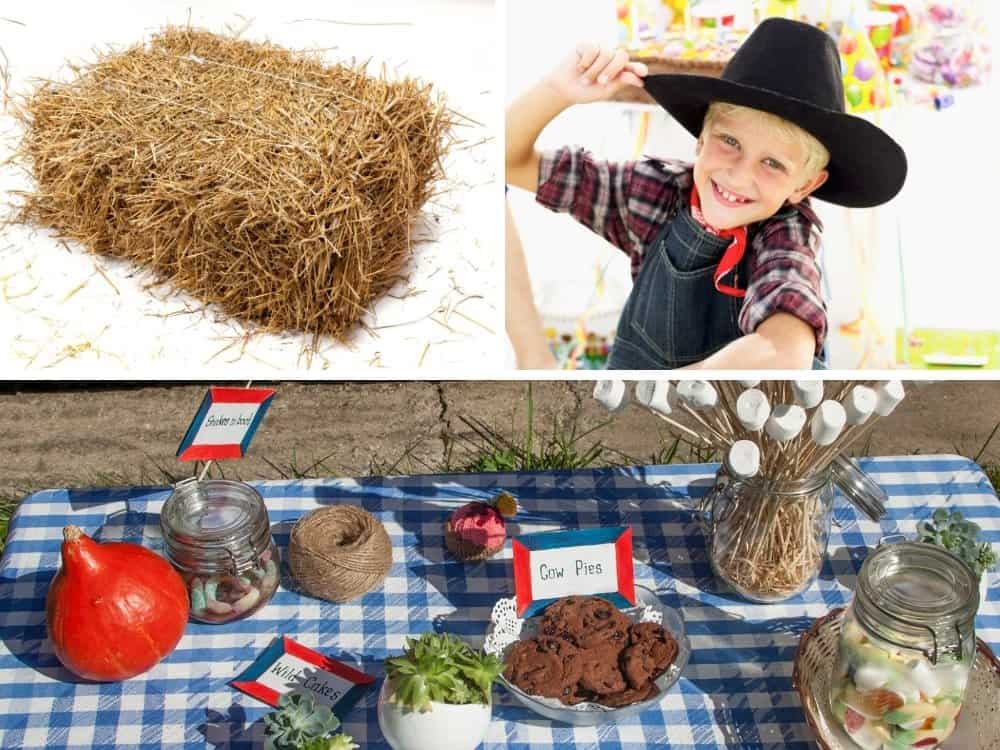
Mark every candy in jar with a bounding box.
[830,542,978,749]
[160,479,280,624]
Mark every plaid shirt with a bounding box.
[536,147,827,355]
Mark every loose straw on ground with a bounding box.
[11,26,455,339]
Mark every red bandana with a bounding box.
[688,183,748,299]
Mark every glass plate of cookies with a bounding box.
[485,585,690,725]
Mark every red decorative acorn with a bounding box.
[46,525,189,681]
[444,492,519,562]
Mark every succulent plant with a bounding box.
[300,735,359,750]
[263,692,350,750]
[384,632,504,712]
[917,508,998,580]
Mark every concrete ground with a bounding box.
[2,380,1000,502]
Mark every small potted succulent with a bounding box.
[263,692,358,750]
[917,508,998,609]
[377,632,503,750]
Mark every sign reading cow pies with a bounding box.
[512,527,636,616]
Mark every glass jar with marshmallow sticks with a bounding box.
[593,380,904,603]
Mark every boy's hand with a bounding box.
[506,44,646,192]
[545,44,648,105]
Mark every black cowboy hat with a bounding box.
[643,17,906,208]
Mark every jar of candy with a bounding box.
[705,469,835,602]
[830,542,978,750]
[160,479,280,624]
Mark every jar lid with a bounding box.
[830,454,887,522]
[160,479,271,573]
[855,541,979,662]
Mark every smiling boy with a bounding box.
[506,19,906,369]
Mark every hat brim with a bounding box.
[643,74,907,208]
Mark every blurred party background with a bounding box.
[506,0,998,370]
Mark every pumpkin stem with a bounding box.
[60,524,101,576]
[63,525,85,543]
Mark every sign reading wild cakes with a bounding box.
[231,636,375,716]
[176,387,276,461]
[512,527,636,616]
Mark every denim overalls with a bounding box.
[608,191,750,370]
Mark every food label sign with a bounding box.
[512,527,635,616]
[176,386,275,461]
[231,636,375,717]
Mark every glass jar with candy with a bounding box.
[830,541,978,749]
[160,479,280,624]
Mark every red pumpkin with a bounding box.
[46,525,189,681]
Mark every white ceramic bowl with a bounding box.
[376,679,492,750]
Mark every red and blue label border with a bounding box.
[512,526,636,617]
[230,636,375,718]
[176,386,275,461]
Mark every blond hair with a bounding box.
[702,102,830,178]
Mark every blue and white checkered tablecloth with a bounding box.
[0,456,998,749]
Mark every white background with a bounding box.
[0,0,500,377]
[506,0,1000,369]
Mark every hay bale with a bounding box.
[13,27,453,339]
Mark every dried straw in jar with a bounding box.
[10,26,455,340]
[289,505,393,602]
[710,480,826,600]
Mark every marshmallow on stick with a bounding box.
[765,404,807,442]
[727,440,761,479]
[844,385,877,425]
[676,380,718,410]
[738,379,761,388]
[635,381,675,415]
[810,401,847,446]
[874,381,905,416]
[735,388,771,432]
[593,380,627,412]
[792,380,824,409]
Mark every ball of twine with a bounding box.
[288,505,392,603]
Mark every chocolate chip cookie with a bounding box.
[599,682,660,708]
[535,636,583,687]
[577,642,627,694]
[622,623,679,688]
[540,596,630,648]
[503,638,567,699]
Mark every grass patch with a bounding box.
[973,422,1000,491]
[441,383,718,473]
[0,498,15,552]
[446,383,616,472]
[983,462,1000,492]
